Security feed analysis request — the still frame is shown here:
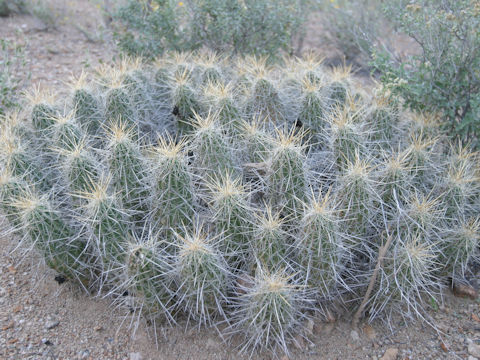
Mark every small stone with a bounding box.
[79,350,90,359]
[304,319,314,336]
[206,337,217,349]
[45,320,59,330]
[473,313,480,323]
[54,275,66,284]
[350,330,360,342]
[363,324,376,341]
[453,283,478,300]
[129,352,142,360]
[325,310,336,323]
[2,321,14,331]
[323,323,335,335]
[380,347,398,360]
[41,338,53,346]
[468,356,478,360]
[293,334,305,350]
[468,340,480,358]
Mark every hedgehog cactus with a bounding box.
[26,87,58,132]
[337,153,375,241]
[207,172,252,269]
[230,265,311,356]
[58,139,100,195]
[51,111,84,151]
[239,118,274,163]
[297,77,326,134]
[328,66,352,110]
[369,233,441,321]
[14,189,89,283]
[0,125,48,191]
[268,128,308,219]
[173,224,231,325]
[190,112,236,176]
[245,58,285,123]
[297,189,345,297]
[329,105,365,169]
[79,177,129,276]
[377,148,412,208]
[126,237,175,322]
[202,82,240,134]
[150,136,195,233]
[0,170,28,230]
[70,72,103,135]
[1,53,479,356]
[172,70,203,133]
[105,121,149,224]
[251,204,290,269]
[368,95,399,142]
[441,217,480,278]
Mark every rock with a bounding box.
[452,283,478,299]
[206,337,217,349]
[468,339,480,358]
[363,324,376,341]
[2,321,14,331]
[325,310,336,323]
[130,352,142,360]
[41,338,53,346]
[314,322,335,335]
[45,320,59,330]
[325,322,335,335]
[473,313,480,323]
[380,347,398,360]
[350,330,360,342]
[468,356,478,360]
[304,319,314,336]
[293,334,305,350]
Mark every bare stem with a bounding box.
[352,232,394,328]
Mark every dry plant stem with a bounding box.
[352,233,394,328]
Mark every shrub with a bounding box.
[0,54,479,356]
[372,0,480,148]
[113,0,312,59]
[318,0,386,66]
[0,0,27,16]
[0,40,26,116]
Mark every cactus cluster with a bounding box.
[0,53,479,357]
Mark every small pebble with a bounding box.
[380,347,398,360]
[45,320,59,330]
[41,338,53,346]
[468,339,480,358]
[350,330,360,342]
[130,352,142,360]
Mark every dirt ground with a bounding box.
[1,1,480,359]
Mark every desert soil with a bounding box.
[1,1,480,359]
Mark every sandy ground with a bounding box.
[1,1,480,359]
